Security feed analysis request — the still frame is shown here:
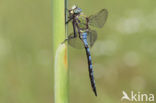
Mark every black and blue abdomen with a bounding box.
[80,32,97,96]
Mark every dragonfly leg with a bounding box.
[65,8,69,11]
[65,18,72,24]
[75,21,82,39]
[62,20,78,44]
[61,39,66,44]
[86,17,89,29]
[72,20,78,38]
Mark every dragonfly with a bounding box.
[65,5,108,96]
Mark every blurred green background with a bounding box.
[0,0,156,103]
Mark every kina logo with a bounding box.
[121,91,154,102]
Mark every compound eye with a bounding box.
[70,10,74,14]
[78,8,82,12]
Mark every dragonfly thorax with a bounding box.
[76,15,88,30]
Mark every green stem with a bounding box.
[52,0,69,103]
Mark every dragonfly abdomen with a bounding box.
[81,32,97,96]
[85,47,97,96]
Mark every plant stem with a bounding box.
[52,0,69,103]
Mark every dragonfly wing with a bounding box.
[88,9,108,28]
[68,30,97,49]
[87,30,97,47]
[68,32,84,49]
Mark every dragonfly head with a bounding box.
[69,5,82,15]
